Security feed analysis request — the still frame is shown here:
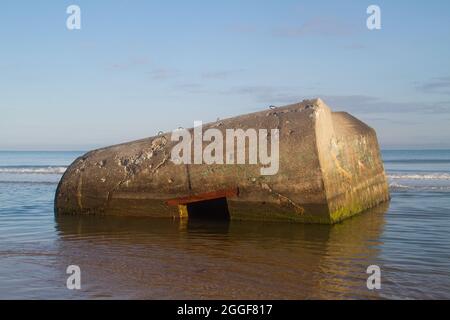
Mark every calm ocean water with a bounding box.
[0,150,449,299]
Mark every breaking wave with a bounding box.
[384,159,450,164]
[0,166,67,174]
[389,182,450,192]
[389,182,412,190]
[388,172,450,192]
[388,173,450,180]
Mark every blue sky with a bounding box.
[1,0,450,150]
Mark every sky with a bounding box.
[1,0,450,150]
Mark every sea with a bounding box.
[0,150,449,299]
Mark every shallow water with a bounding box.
[0,150,449,299]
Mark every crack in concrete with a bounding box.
[261,183,305,215]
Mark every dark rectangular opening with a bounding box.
[187,197,230,221]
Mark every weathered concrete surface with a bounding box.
[55,99,390,224]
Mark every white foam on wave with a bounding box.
[389,183,450,191]
[0,166,67,174]
[389,182,412,189]
[388,173,450,180]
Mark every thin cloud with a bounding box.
[222,86,450,114]
[320,95,450,114]
[416,76,450,95]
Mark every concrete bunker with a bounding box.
[55,99,390,224]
